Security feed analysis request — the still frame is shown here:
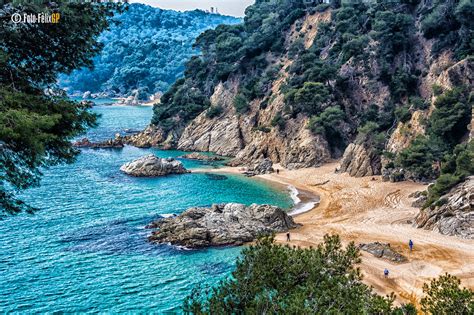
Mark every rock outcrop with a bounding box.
[409,191,428,208]
[73,134,124,149]
[359,242,407,263]
[338,143,381,177]
[243,158,275,177]
[179,152,224,161]
[121,125,169,148]
[120,154,189,177]
[147,203,298,248]
[415,177,473,239]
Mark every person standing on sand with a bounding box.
[286,232,290,242]
[384,268,389,278]
[276,169,280,174]
[409,239,413,251]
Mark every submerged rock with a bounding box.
[120,154,189,177]
[359,242,407,263]
[180,152,225,161]
[415,177,473,239]
[147,203,298,248]
[204,173,228,181]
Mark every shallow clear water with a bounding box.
[0,105,292,313]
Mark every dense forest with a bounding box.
[59,4,240,98]
[151,0,473,207]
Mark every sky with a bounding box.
[131,0,255,17]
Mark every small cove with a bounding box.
[0,104,293,313]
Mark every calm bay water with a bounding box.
[0,105,292,313]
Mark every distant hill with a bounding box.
[59,4,240,98]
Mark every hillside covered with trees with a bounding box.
[59,4,240,98]
[147,0,472,208]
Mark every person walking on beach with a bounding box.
[409,239,414,251]
[276,169,280,175]
[286,232,290,242]
[384,268,389,278]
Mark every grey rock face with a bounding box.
[147,203,298,248]
[359,242,407,263]
[339,143,381,177]
[243,158,275,177]
[415,177,474,239]
[179,152,224,161]
[122,125,168,148]
[409,191,428,208]
[120,154,189,177]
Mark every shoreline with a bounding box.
[198,163,474,307]
[190,167,320,216]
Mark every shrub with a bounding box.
[357,122,386,154]
[271,112,286,130]
[432,84,444,96]
[425,142,474,206]
[206,105,223,119]
[308,106,345,136]
[395,105,412,123]
[287,82,331,116]
[396,136,441,180]
[410,96,429,110]
[254,126,271,133]
[233,94,249,114]
[421,274,474,314]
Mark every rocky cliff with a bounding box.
[118,1,472,181]
[415,177,473,239]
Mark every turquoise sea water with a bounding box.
[0,105,293,313]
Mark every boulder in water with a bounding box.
[73,134,124,149]
[120,154,189,177]
[147,203,298,248]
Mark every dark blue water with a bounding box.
[0,105,292,313]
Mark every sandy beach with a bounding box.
[202,162,474,306]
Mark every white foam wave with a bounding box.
[287,185,319,216]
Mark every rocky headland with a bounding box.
[120,154,189,177]
[147,203,298,248]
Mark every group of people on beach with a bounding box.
[285,233,415,280]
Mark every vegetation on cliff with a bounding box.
[0,2,123,214]
[152,0,307,130]
[184,235,473,314]
[151,0,472,185]
[59,4,240,97]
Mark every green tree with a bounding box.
[0,2,123,215]
[183,235,414,314]
[421,273,474,315]
[288,82,331,116]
